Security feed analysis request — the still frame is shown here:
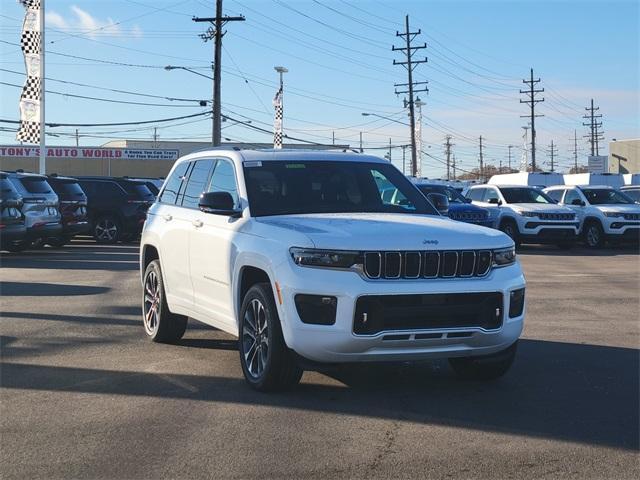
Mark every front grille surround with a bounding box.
[362,249,494,280]
[538,212,575,221]
[623,213,640,221]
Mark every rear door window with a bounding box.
[160,162,190,205]
[546,189,564,203]
[95,181,125,198]
[122,182,154,201]
[53,181,85,197]
[466,188,485,201]
[207,159,239,207]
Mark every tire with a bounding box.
[449,341,518,381]
[142,260,187,343]
[46,236,69,248]
[584,221,604,248]
[238,283,303,392]
[499,219,520,247]
[94,215,120,244]
[2,241,30,253]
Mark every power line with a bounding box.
[0,110,212,127]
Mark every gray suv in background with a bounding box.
[5,171,61,247]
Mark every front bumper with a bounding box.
[603,219,640,239]
[275,260,525,363]
[517,219,580,243]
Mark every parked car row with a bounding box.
[0,171,160,251]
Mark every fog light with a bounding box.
[509,288,525,318]
[294,294,337,325]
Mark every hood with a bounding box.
[509,203,574,214]
[256,213,511,251]
[595,204,640,214]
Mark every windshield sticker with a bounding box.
[244,161,262,167]
[285,163,306,169]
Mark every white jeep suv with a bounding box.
[140,149,526,391]
[544,185,640,247]
[465,184,579,247]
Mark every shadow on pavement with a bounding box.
[2,339,637,451]
[0,282,110,297]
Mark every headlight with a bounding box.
[493,246,516,267]
[517,210,537,217]
[290,247,361,269]
[604,211,624,218]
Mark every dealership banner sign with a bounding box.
[0,146,179,160]
[16,0,43,144]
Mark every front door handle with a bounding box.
[163,214,172,222]
[192,219,203,228]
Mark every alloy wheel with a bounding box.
[95,219,118,242]
[242,298,269,379]
[586,225,600,247]
[143,270,160,335]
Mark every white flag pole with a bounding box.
[39,0,45,174]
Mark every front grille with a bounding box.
[623,213,640,221]
[353,292,504,335]
[362,250,492,280]
[450,211,487,222]
[538,212,575,221]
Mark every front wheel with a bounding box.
[584,221,604,248]
[142,260,187,343]
[449,341,518,381]
[499,220,520,247]
[239,283,302,392]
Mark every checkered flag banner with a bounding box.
[16,0,43,144]
[273,86,283,150]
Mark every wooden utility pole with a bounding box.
[520,68,544,171]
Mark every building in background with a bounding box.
[609,139,640,174]
[0,140,349,177]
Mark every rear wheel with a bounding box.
[2,241,30,253]
[94,215,120,244]
[449,341,517,381]
[46,236,70,248]
[239,283,302,392]
[584,221,604,248]
[142,260,187,343]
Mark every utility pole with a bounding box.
[332,131,335,145]
[359,131,363,153]
[572,129,578,172]
[452,154,457,180]
[393,15,428,177]
[193,0,245,146]
[388,138,392,163]
[444,135,453,180]
[478,135,484,181]
[520,68,544,171]
[508,145,513,170]
[75,129,79,147]
[153,127,158,148]
[402,145,407,174]
[547,140,557,172]
[583,98,603,156]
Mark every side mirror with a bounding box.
[428,193,449,216]
[571,198,585,206]
[198,191,241,216]
[488,198,502,205]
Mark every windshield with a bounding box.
[582,188,634,205]
[122,182,155,200]
[417,185,466,204]
[19,177,52,194]
[243,161,438,217]
[499,187,553,204]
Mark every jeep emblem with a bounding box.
[422,239,439,245]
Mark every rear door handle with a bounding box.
[163,214,172,222]
[192,219,203,228]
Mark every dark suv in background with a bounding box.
[77,177,155,244]
[1,172,27,252]
[45,174,90,247]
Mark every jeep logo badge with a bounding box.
[422,239,439,245]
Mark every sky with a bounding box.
[1,0,638,177]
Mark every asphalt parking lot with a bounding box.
[1,241,639,479]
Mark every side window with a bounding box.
[546,189,564,203]
[207,159,239,207]
[485,188,500,203]
[181,159,215,209]
[159,162,189,205]
[564,189,581,205]
[467,188,485,201]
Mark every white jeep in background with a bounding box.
[465,184,579,247]
[544,185,640,248]
[139,149,526,391]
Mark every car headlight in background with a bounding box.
[493,246,516,267]
[517,210,538,217]
[604,211,624,218]
[290,248,361,269]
